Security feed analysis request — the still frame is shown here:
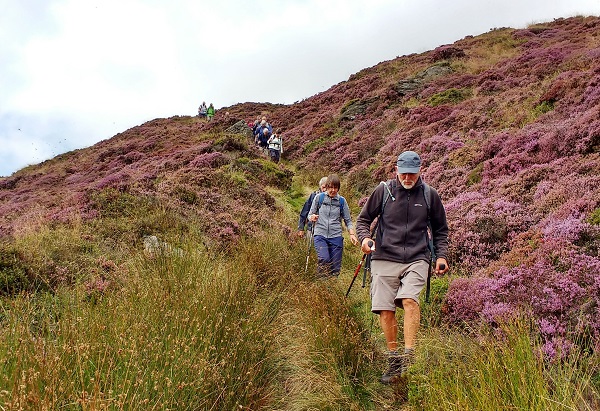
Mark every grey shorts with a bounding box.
[370,259,429,313]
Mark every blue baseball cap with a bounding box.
[396,151,422,173]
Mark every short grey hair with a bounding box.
[319,177,328,187]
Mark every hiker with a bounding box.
[258,120,272,152]
[261,117,273,134]
[198,101,207,118]
[298,177,328,238]
[308,174,359,278]
[297,176,328,239]
[267,129,283,163]
[207,103,215,121]
[355,150,449,384]
[252,118,261,144]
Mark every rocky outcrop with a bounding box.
[225,120,253,138]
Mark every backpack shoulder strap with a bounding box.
[317,192,325,212]
[422,182,435,256]
[423,181,435,303]
[422,183,431,221]
[317,194,346,221]
[380,179,396,216]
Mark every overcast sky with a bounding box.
[1,0,600,177]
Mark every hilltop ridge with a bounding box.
[1,15,599,355]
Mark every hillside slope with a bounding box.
[1,16,599,355]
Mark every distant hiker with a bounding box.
[198,101,208,118]
[261,118,273,134]
[252,118,261,144]
[355,150,449,384]
[207,103,215,121]
[308,174,359,278]
[297,176,328,239]
[258,120,272,152]
[267,129,282,163]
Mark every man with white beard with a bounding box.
[355,150,449,384]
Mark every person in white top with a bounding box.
[267,129,283,163]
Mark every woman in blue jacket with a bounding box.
[308,174,359,278]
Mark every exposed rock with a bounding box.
[419,64,454,82]
[340,97,380,120]
[395,78,423,96]
[394,63,454,96]
[225,120,253,138]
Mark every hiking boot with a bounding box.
[400,351,415,374]
[380,355,403,384]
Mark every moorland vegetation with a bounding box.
[0,15,599,410]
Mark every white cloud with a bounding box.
[1,0,600,176]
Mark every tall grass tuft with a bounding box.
[277,279,386,410]
[0,240,282,409]
[408,319,600,410]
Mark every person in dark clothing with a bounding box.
[355,150,449,384]
[297,176,328,239]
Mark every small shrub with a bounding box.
[427,88,472,106]
[0,243,33,296]
[534,100,555,115]
[588,208,600,225]
[213,134,248,152]
[304,135,331,154]
[88,188,147,218]
[466,163,484,186]
[172,185,199,205]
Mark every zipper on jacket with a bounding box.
[326,197,332,237]
[404,191,410,260]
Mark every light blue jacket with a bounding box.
[308,193,354,239]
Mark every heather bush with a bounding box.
[466,162,484,186]
[444,192,531,270]
[213,133,249,152]
[2,15,600,408]
[190,150,227,169]
[445,233,600,359]
[171,185,199,205]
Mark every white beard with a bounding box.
[400,181,415,189]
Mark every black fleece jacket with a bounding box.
[355,177,448,264]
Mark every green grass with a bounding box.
[407,320,600,410]
[0,184,598,410]
[427,88,472,106]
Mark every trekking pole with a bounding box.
[362,240,376,287]
[346,181,393,297]
[304,225,314,274]
[345,240,373,298]
[362,254,371,288]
